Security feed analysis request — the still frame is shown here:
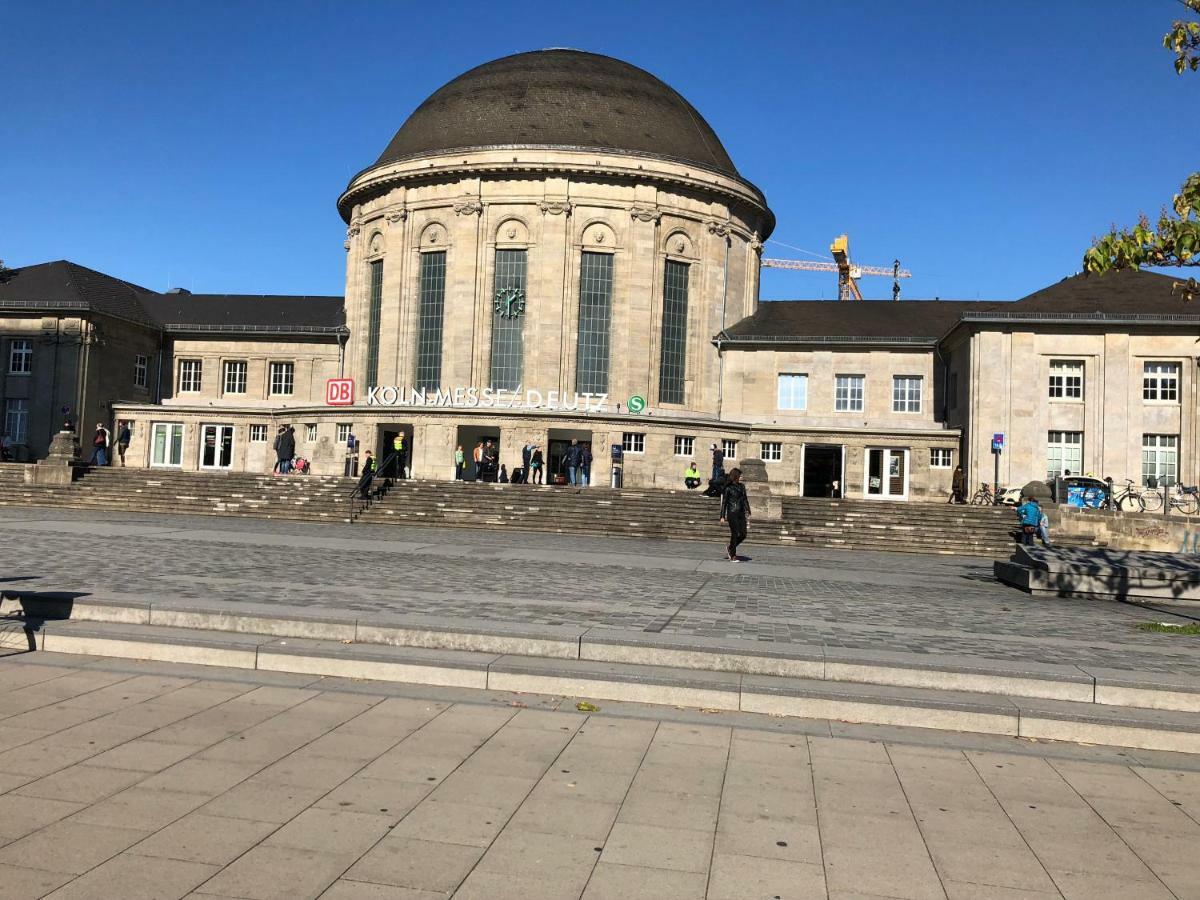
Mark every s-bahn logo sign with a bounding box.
[494,287,525,318]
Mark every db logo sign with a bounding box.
[325,378,355,406]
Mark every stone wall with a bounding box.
[1053,506,1200,553]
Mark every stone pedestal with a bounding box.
[736,458,781,520]
[27,430,81,486]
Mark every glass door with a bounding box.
[200,424,235,469]
[151,423,184,467]
[865,448,908,500]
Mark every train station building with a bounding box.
[1,50,1196,499]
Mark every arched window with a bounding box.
[658,260,689,404]
[576,251,613,394]
[490,249,526,391]
[414,251,447,391]
[364,260,383,388]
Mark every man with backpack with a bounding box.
[1016,496,1041,546]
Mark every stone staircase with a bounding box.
[0,463,1019,555]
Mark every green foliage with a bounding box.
[1166,0,1200,73]
[1137,621,1200,635]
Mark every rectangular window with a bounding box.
[4,398,28,444]
[576,252,614,394]
[1143,362,1180,402]
[777,374,808,411]
[892,376,923,413]
[1143,434,1178,486]
[415,251,447,391]
[622,432,645,453]
[249,424,268,442]
[1046,431,1083,480]
[134,354,148,388]
[674,435,694,457]
[1048,360,1084,400]
[9,339,32,375]
[223,360,247,395]
[931,448,953,468]
[269,362,294,396]
[835,375,864,412]
[151,422,184,467]
[490,249,525,391]
[761,441,782,462]
[178,360,202,393]
[722,439,738,459]
[337,423,353,444]
[365,259,384,388]
[658,260,689,404]
[305,424,317,443]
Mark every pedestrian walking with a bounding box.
[522,443,532,476]
[116,421,131,467]
[562,439,582,486]
[357,450,376,499]
[530,445,544,484]
[719,467,751,561]
[951,465,965,504]
[392,433,407,479]
[272,426,285,473]
[580,443,593,487]
[684,461,701,489]
[89,423,109,466]
[277,425,296,475]
[1016,495,1040,546]
[710,442,725,483]
[454,445,465,480]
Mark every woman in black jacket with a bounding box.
[719,467,751,561]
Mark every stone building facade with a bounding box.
[3,50,1196,500]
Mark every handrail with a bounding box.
[346,451,399,521]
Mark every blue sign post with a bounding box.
[991,432,1004,495]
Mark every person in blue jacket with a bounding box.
[1016,496,1041,546]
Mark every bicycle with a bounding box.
[1103,478,1150,512]
[970,483,995,506]
[1167,484,1200,515]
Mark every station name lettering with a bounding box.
[364,386,609,413]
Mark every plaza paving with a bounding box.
[0,651,1196,899]
[1,506,1197,675]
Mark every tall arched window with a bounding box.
[364,259,383,388]
[576,251,613,394]
[658,260,689,404]
[414,251,447,390]
[490,249,526,390]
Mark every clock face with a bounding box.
[494,287,526,318]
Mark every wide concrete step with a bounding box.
[9,592,1198,714]
[22,618,1200,753]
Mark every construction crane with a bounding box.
[761,234,912,301]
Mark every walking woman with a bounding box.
[719,467,751,561]
[530,445,544,485]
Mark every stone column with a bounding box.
[735,458,781,520]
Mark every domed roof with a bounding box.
[368,49,740,178]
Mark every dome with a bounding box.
[367,49,741,178]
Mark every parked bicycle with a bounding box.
[1103,478,1151,512]
[970,483,1007,505]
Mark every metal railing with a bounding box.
[345,451,401,521]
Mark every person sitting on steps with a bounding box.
[684,461,701,490]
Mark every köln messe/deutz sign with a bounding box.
[325,378,610,413]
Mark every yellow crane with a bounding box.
[761,234,912,301]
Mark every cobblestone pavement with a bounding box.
[0,652,1197,900]
[1,507,1198,674]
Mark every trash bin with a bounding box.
[611,466,622,489]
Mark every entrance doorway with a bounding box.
[379,426,414,479]
[866,447,909,500]
[547,428,593,487]
[455,425,500,482]
[200,424,234,469]
[803,444,842,497]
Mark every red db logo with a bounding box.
[326,378,355,406]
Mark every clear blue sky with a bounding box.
[1,0,1193,301]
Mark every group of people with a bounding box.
[86,421,131,467]
[450,439,590,486]
[1016,495,1052,547]
[272,425,310,475]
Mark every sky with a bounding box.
[1,0,1194,302]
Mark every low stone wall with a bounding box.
[1053,506,1200,554]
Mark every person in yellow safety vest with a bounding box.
[392,433,406,479]
[684,462,702,490]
